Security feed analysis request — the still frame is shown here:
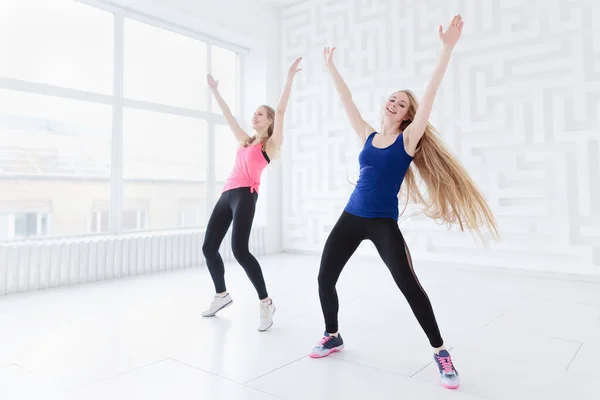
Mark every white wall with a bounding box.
[98,0,284,254]
[281,0,600,276]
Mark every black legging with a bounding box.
[318,211,444,348]
[202,187,268,300]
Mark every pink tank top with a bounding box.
[222,142,269,194]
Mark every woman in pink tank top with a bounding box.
[200,57,303,331]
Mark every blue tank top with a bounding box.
[344,132,413,220]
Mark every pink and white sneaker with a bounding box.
[434,350,460,389]
[309,331,344,358]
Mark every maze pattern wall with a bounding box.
[281,0,600,274]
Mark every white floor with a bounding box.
[1,253,600,399]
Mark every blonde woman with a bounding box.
[309,15,497,390]
[201,58,302,331]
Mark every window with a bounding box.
[123,109,207,181]
[89,207,147,233]
[0,211,50,240]
[0,90,112,177]
[180,202,204,228]
[0,0,113,93]
[89,210,109,233]
[122,209,148,231]
[0,2,245,241]
[123,109,207,230]
[14,212,49,237]
[124,19,207,109]
[0,214,10,240]
[0,89,111,239]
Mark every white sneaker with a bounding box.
[201,293,233,317]
[258,299,275,331]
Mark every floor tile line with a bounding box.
[408,345,457,378]
[243,355,307,385]
[453,345,593,376]
[408,361,433,378]
[548,337,584,345]
[449,346,548,370]
[241,385,284,400]
[169,354,294,398]
[1,363,33,373]
[328,351,439,380]
[168,358,242,383]
[156,359,284,399]
[484,309,509,327]
[328,353,409,377]
[565,343,583,372]
[524,289,537,297]
[64,357,171,393]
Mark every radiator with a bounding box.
[0,227,266,296]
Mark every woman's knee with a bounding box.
[202,237,218,257]
[317,268,335,290]
[231,240,250,261]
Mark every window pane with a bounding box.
[0,215,10,238]
[0,89,112,176]
[123,109,206,180]
[180,203,203,228]
[122,210,139,231]
[214,124,240,183]
[14,213,37,237]
[90,212,99,233]
[210,46,238,115]
[0,0,113,93]
[123,109,207,230]
[0,89,111,240]
[89,210,109,234]
[124,19,207,109]
[39,213,49,235]
[100,211,109,232]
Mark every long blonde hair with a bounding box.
[241,105,275,149]
[392,90,499,244]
